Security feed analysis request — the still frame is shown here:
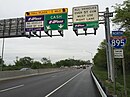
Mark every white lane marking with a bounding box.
[45,70,84,97]
[0,84,24,93]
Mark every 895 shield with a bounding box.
[110,36,127,49]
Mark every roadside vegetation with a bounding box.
[0,56,89,71]
[93,1,130,97]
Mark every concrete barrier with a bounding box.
[0,68,65,81]
[91,70,108,97]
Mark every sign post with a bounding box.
[111,31,127,97]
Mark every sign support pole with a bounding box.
[104,7,114,82]
[1,38,5,71]
[0,20,6,71]
[112,48,116,95]
[122,58,127,97]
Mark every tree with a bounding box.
[41,57,51,64]
[0,56,4,65]
[112,0,130,31]
[14,57,33,68]
[93,40,107,69]
[112,0,130,73]
[55,58,87,67]
[31,61,42,69]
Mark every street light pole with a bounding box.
[0,21,5,71]
[1,38,5,71]
[85,51,93,63]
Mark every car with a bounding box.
[20,68,30,71]
[76,66,80,69]
[83,66,86,69]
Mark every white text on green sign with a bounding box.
[44,13,68,31]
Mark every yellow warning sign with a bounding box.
[25,8,68,16]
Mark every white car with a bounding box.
[20,68,30,71]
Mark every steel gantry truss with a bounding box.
[0,10,110,38]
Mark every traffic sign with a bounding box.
[112,31,123,36]
[25,8,68,32]
[104,12,113,17]
[44,13,68,31]
[25,15,44,32]
[0,18,24,38]
[110,36,127,49]
[114,49,124,58]
[72,5,99,29]
[25,8,68,16]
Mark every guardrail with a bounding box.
[91,70,108,97]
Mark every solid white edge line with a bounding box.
[0,84,24,93]
[45,70,84,97]
[91,71,107,97]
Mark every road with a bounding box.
[0,67,101,97]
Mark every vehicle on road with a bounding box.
[20,68,31,71]
[83,65,86,69]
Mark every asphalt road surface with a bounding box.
[0,67,101,97]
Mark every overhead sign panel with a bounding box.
[44,13,68,31]
[25,8,68,32]
[72,5,99,29]
[25,8,68,16]
[25,16,44,32]
[0,18,24,38]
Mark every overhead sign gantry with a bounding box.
[0,6,100,38]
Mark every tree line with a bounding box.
[0,56,90,71]
[93,0,130,74]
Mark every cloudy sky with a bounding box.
[0,0,123,64]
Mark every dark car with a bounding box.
[83,66,86,69]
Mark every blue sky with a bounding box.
[0,0,123,64]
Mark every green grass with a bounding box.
[92,66,130,97]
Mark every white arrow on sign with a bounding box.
[58,24,64,29]
[46,25,51,30]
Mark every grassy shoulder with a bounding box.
[92,65,130,97]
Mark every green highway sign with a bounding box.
[72,5,99,29]
[73,21,99,29]
[25,8,68,32]
[44,13,68,31]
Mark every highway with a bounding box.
[0,67,101,97]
